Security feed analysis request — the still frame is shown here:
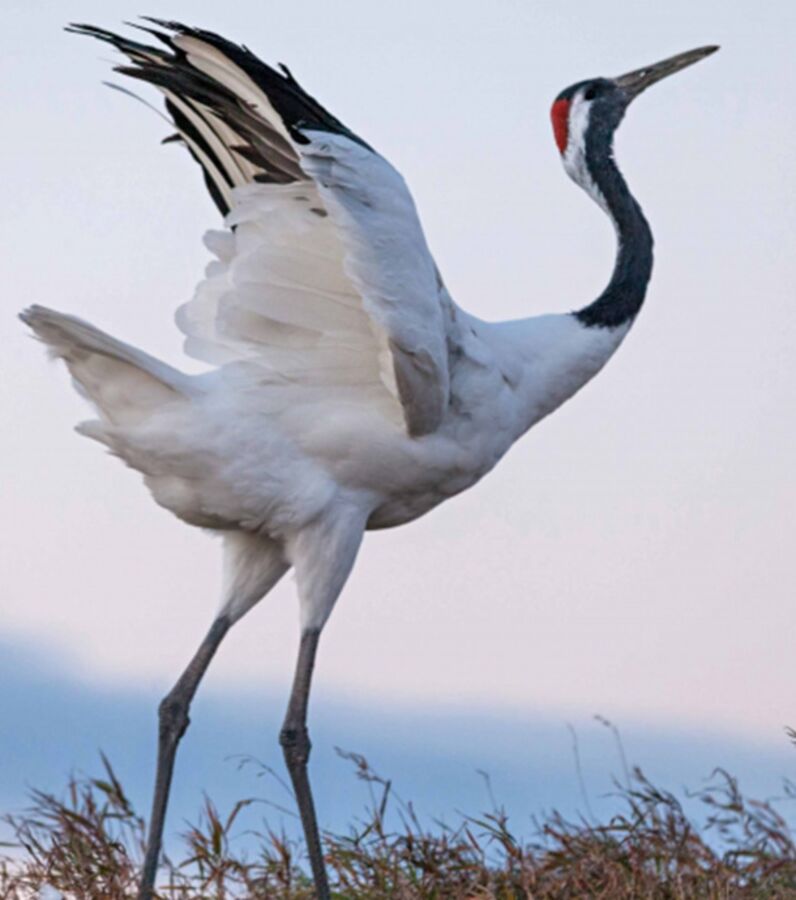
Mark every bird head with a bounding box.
[551,46,718,200]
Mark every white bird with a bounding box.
[20,20,717,900]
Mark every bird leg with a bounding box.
[137,615,231,900]
[280,628,330,900]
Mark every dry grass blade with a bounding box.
[1,752,796,898]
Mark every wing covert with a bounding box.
[298,132,450,436]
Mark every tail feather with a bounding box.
[20,305,194,428]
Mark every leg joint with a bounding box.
[280,724,311,764]
[158,693,190,742]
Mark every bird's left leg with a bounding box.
[280,502,368,900]
[138,617,230,899]
[138,532,288,900]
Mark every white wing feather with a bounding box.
[178,139,451,435]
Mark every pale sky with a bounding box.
[3,0,795,757]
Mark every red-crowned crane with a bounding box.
[20,21,717,899]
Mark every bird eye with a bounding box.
[583,86,597,101]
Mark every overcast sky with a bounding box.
[3,0,795,782]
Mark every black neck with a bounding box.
[574,126,654,329]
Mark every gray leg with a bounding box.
[280,503,368,899]
[280,628,329,900]
[137,615,231,900]
[138,532,288,898]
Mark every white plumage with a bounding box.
[22,116,625,631]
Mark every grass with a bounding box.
[2,737,796,898]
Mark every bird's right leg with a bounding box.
[137,532,288,900]
[280,503,368,900]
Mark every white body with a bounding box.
[23,63,629,631]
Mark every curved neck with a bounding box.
[574,130,654,329]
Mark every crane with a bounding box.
[20,20,717,900]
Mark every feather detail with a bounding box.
[70,20,451,436]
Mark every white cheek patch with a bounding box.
[562,97,610,216]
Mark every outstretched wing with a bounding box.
[70,20,450,436]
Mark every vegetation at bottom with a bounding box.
[2,738,796,899]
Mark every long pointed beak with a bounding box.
[614,45,719,100]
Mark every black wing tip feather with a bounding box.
[68,17,370,143]
[67,18,372,215]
